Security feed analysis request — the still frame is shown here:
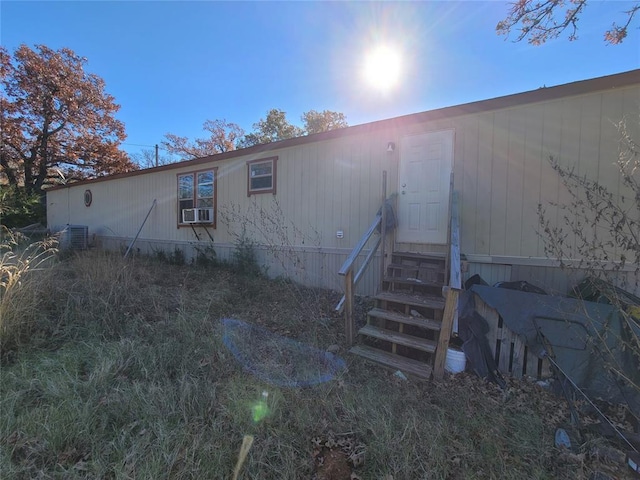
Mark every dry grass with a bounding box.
[0,229,57,354]
[0,249,636,479]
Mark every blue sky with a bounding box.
[2,1,639,159]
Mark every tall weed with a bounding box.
[0,228,57,355]
[538,115,640,412]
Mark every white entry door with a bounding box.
[397,130,454,244]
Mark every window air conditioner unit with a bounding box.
[182,208,213,224]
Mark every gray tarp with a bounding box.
[470,285,640,412]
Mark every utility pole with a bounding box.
[155,144,159,167]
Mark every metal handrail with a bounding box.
[335,218,382,313]
[336,170,389,344]
[337,212,382,278]
[335,210,383,345]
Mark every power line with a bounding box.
[122,143,171,167]
[122,142,169,151]
[122,142,154,148]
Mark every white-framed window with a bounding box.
[177,169,216,226]
[247,156,277,196]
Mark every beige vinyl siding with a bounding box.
[48,133,391,293]
[453,85,638,261]
[47,80,639,295]
[458,114,480,255]
[474,113,493,255]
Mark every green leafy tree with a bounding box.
[0,185,45,228]
[0,44,136,195]
[239,109,304,148]
[497,0,639,45]
[302,110,348,135]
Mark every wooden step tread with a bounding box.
[359,325,437,353]
[384,276,442,288]
[387,262,444,272]
[368,307,441,331]
[392,251,446,260]
[374,291,445,310]
[350,345,433,379]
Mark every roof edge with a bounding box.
[47,69,640,191]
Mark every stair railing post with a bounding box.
[379,170,387,293]
[345,269,354,345]
[433,286,460,379]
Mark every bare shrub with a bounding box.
[538,114,640,411]
[538,117,639,289]
[219,198,327,322]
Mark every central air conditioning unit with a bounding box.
[182,208,214,224]
[60,224,89,250]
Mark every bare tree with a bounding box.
[131,148,174,169]
[162,119,244,160]
[497,0,639,45]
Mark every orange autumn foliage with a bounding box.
[1,44,137,194]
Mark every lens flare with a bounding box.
[363,44,402,92]
[251,391,270,423]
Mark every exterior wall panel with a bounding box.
[47,76,640,296]
[490,110,509,256]
[459,115,480,254]
[519,103,544,257]
[473,112,494,255]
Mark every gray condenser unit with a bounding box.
[61,225,89,250]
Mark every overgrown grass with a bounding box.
[0,250,630,479]
[0,229,57,355]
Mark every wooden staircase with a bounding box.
[337,176,460,381]
[350,251,448,379]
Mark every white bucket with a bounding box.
[445,348,467,374]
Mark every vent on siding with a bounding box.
[61,225,88,250]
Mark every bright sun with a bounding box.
[363,45,402,92]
